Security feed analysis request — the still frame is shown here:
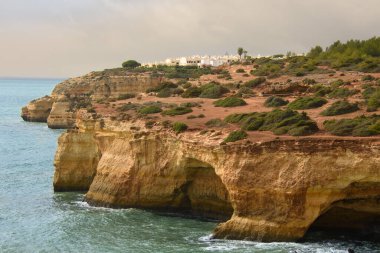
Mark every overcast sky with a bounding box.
[0,0,379,78]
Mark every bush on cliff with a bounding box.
[162,106,192,116]
[118,93,136,100]
[172,122,188,133]
[223,130,248,143]
[288,96,327,110]
[138,105,162,115]
[199,82,229,99]
[327,87,358,98]
[122,60,141,69]
[205,118,226,127]
[321,100,359,116]
[324,115,380,136]
[243,77,266,88]
[264,96,289,107]
[181,87,202,98]
[224,109,318,136]
[214,97,247,107]
[366,90,380,112]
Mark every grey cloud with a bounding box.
[0,0,379,77]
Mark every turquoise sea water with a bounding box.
[0,78,379,253]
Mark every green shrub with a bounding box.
[264,96,289,107]
[172,88,184,95]
[328,88,358,98]
[187,115,197,119]
[138,106,162,115]
[180,102,200,108]
[362,85,376,99]
[236,68,245,73]
[310,84,333,97]
[198,114,205,118]
[324,115,380,136]
[288,97,327,110]
[362,75,375,81]
[321,100,359,116]
[366,90,380,111]
[243,77,266,88]
[237,87,254,97]
[214,97,247,107]
[172,122,188,133]
[199,82,229,98]
[302,78,316,85]
[118,93,136,100]
[118,103,141,112]
[223,130,248,143]
[205,118,226,127]
[147,81,178,93]
[224,109,318,136]
[162,106,193,116]
[157,88,172,98]
[181,87,202,98]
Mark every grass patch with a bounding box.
[223,130,248,143]
[214,97,247,107]
[172,122,188,133]
[324,115,380,136]
[288,97,327,110]
[162,106,193,116]
[321,100,359,116]
[264,96,289,107]
[224,109,318,136]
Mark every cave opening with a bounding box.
[175,158,233,221]
[304,198,380,242]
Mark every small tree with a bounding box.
[237,47,244,60]
[122,60,141,69]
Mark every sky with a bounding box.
[0,0,379,78]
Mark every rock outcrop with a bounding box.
[21,69,162,128]
[53,118,380,242]
[21,96,53,122]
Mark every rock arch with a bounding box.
[304,181,380,240]
[172,158,233,220]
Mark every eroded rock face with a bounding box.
[21,96,53,122]
[21,70,162,128]
[47,102,76,129]
[53,122,380,242]
[54,130,101,191]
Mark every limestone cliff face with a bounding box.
[21,96,53,122]
[53,120,380,242]
[21,70,162,128]
[54,130,101,191]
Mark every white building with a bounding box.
[142,54,241,67]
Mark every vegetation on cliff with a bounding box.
[225,109,318,136]
[223,130,248,143]
[288,97,327,110]
[264,96,289,107]
[321,100,359,116]
[214,97,247,107]
[324,115,380,136]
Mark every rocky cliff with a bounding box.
[53,117,380,242]
[21,69,162,128]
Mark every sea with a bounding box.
[0,78,379,253]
